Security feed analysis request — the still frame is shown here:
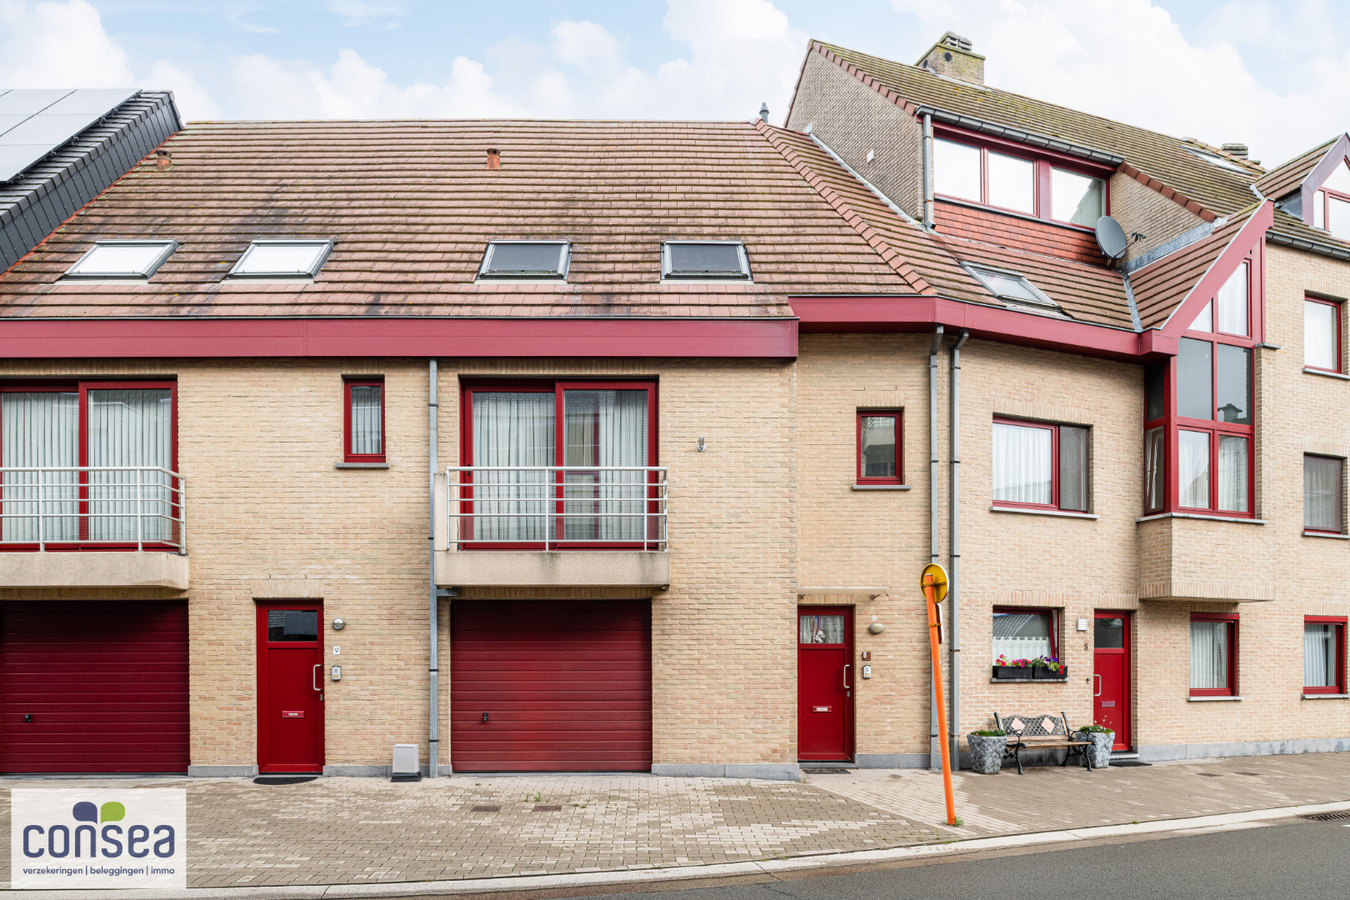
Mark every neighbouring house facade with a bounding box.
[2,32,1350,779]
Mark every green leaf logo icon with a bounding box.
[100,802,125,824]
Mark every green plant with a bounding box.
[1077,724,1113,733]
[971,729,1006,737]
[953,817,964,827]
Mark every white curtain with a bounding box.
[88,389,173,541]
[1305,301,1339,370]
[1305,623,1337,688]
[1190,620,1229,690]
[1217,436,1248,512]
[1,392,78,542]
[1215,263,1248,335]
[563,390,647,541]
[800,614,846,644]
[1144,428,1165,512]
[992,612,1053,662]
[472,392,554,542]
[349,385,382,455]
[993,423,1051,504]
[1305,456,1343,532]
[1178,430,1210,508]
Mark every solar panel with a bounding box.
[0,88,137,183]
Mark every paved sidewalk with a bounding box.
[2,752,1348,890]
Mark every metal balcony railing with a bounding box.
[0,466,186,553]
[447,466,667,551]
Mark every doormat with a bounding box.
[1108,760,1151,767]
[253,776,318,785]
[801,767,855,774]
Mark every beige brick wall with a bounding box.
[1111,172,1207,264]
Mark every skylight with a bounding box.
[1183,146,1248,174]
[477,241,570,280]
[965,264,1064,314]
[662,241,751,280]
[228,239,333,279]
[64,240,177,281]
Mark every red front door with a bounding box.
[257,604,325,773]
[1093,611,1130,751]
[797,607,853,761]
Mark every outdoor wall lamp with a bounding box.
[332,617,345,631]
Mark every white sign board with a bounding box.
[11,789,186,890]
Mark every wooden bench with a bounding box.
[994,711,1095,775]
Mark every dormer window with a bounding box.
[662,241,751,281]
[965,264,1064,315]
[477,241,570,280]
[1311,159,1350,240]
[934,135,1107,228]
[228,239,332,280]
[64,240,177,281]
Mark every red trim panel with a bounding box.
[0,318,798,359]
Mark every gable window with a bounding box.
[461,382,658,548]
[1190,613,1238,697]
[992,608,1058,663]
[477,241,570,280]
[1304,297,1341,372]
[344,378,384,463]
[857,410,901,484]
[933,135,1108,228]
[965,265,1065,315]
[228,239,332,279]
[0,382,178,549]
[992,418,1089,512]
[1305,617,1345,695]
[64,240,177,281]
[1304,455,1343,534]
[1311,159,1350,240]
[662,241,751,281]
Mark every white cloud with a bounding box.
[143,60,219,120]
[0,0,133,87]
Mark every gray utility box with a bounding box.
[391,744,421,782]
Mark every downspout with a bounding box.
[922,114,934,230]
[928,325,944,768]
[949,329,969,771]
[428,359,439,778]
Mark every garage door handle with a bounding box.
[313,664,323,692]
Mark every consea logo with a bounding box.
[10,789,186,890]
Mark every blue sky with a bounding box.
[2,0,1348,166]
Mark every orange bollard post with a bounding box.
[921,563,957,827]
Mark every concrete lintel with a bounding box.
[0,551,188,590]
[436,550,670,588]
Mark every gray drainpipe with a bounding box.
[922,114,935,230]
[428,359,439,778]
[928,325,944,768]
[949,329,969,770]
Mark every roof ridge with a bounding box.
[754,119,932,294]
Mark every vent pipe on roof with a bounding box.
[486,148,500,170]
[1221,143,1249,159]
[156,149,172,169]
[759,103,769,123]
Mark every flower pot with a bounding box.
[1033,666,1067,680]
[1074,730,1114,768]
[967,733,1006,774]
[992,666,1033,679]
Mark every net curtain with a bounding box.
[563,390,647,541]
[993,423,1052,505]
[88,389,173,541]
[1305,623,1337,688]
[1190,620,1229,690]
[1,392,79,541]
[471,392,555,542]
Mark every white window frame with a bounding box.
[63,240,178,281]
[476,240,571,281]
[963,263,1065,315]
[227,239,334,280]
[661,241,751,282]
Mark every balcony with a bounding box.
[436,466,670,589]
[1136,513,1273,603]
[0,466,189,591]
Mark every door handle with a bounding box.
[313,664,323,692]
[843,664,851,688]
[1093,674,1102,697]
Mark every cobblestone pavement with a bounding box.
[1,753,1347,890]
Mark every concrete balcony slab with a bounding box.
[0,551,189,590]
[436,550,669,589]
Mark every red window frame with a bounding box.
[1145,254,1261,518]
[856,410,902,485]
[343,377,386,463]
[1304,454,1345,534]
[460,380,658,550]
[1189,612,1238,697]
[932,127,1112,229]
[992,606,1060,663]
[1304,616,1346,695]
[991,417,1088,512]
[0,379,179,551]
[1314,183,1350,234]
[1304,296,1342,374]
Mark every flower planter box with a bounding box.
[967,733,1007,774]
[993,666,1033,679]
[1034,666,1068,680]
[992,666,1067,680]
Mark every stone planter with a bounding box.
[1033,666,1068,680]
[967,733,1007,774]
[1074,730,1114,768]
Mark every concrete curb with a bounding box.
[15,798,1350,899]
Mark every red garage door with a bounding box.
[451,599,651,772]
[0,601,189,773]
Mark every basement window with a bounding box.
[965,264,1064,315]
[64,240,177,281]
[228,239,333,280]
[662,241,751,281]
[477,241,570,280]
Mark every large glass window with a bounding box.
[987,151,1034,214]
[934,138,981,202]
[1190,615,1237,696]
[932,134,1107,227]
[1051,167,1104,226]
[857,410,901,484]
[992,608,1058,663]
[992,419,1088,511]
[1305,455,1344,534]
[1305,618,1345,694]
[1312,160,1350,240]
[1305,298,1341,372]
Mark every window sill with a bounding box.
[1303,530,1350,539]
[335,462,390,469]
[990,506,1098,520]
[852,484,912,491]
[1188,695,1242,702]
[1302,693,1350,700]
[1303,366,1350,380]
[1136,512,1265,525]
[989,676,1069,683]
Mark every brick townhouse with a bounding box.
[0,30,1348,779]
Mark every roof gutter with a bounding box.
[912,106,1124,167]
[1266,228,1350,261]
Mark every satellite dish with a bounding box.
[1095,216,1128,260]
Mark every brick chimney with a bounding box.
[916,32,985,86]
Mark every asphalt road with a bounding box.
[550,819,1350,900]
